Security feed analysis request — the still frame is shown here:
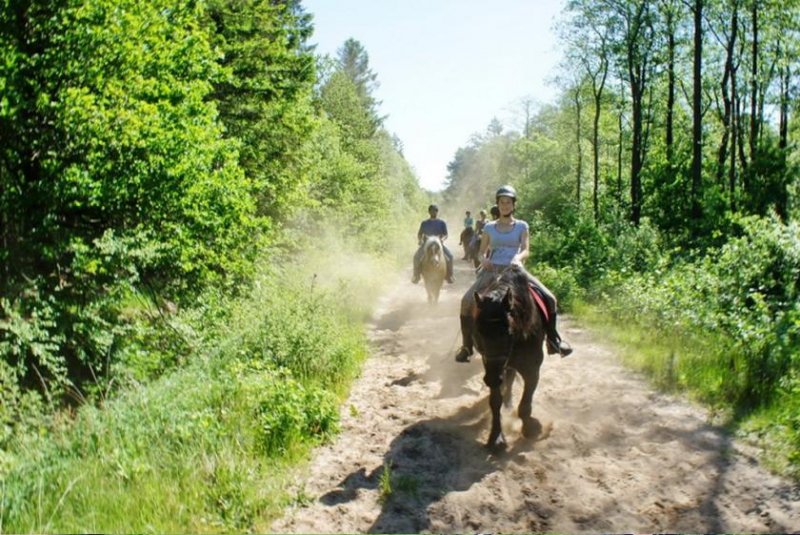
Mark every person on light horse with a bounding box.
[454,185,572,363]
[412,204,455,285]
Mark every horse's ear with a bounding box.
[474,291,483,308]
[503,288,513,309]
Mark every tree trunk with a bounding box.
[593,95,601,223]
[779,64,789,153]
[591,60,608,224]
[630,80,643,226]
[778,62,789,221]
[618,107,624,207]
[749,0,759,162]
[665,7,676,165]
[626,1,652,228]
[716,61,731,187]
[729,6,740,208]
[691,0,703,223]
[574,87,583,204]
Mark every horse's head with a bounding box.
[473,265,538,361]
[422,236,443,265]
[473,283,514,361]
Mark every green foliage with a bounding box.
[568,217,800,478]
[527,263,583,313]
[0,3,427,531]
[313,61,423,253]
[443,123,527,210]
[593,216,799,452]
[221,267,367,391]
[0,358,336,533]
[528,210,662,288]
[255,377,338,457]
[204,0,318,221]
[0,251,381,532]
[0,0,264,405]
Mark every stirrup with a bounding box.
[455,346,473,362]
[547,339,572,357]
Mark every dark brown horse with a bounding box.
[472,264,546,450]
[458,227,474,264]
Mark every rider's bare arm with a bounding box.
[512,228,530,265]
[479,233,491,267]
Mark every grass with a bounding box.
[0,249,387,532]
[378,461,393,505]
[0,361,318,533]
[377,460,419,505]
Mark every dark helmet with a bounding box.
[428,204,439,212]
[490,205,500,218]
[495,185,517,201]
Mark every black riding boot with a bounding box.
[455,314,474,362]
[533,285,572,358]
[545,314,572,357]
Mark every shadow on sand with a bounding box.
[316,397,550,533]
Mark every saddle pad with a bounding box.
[528,284,550,323]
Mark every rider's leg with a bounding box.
[455,313,474,362]
[442,244,455,283]
[526,274,572,357]
[455,270,491,362]
[411,246,423,283]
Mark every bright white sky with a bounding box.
[303,0,567,192]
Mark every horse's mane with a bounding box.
[423,235,442,255]
[481,265,539,338]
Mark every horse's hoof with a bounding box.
[454,347,473,363]
[521,417,542,439]
[487,433,507,451]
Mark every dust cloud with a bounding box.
[270,259,800,534]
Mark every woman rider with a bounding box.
[454,185,572,362]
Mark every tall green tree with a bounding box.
[0,0,256,397]
[563,0,611,222]
[336,37,382,129]
[204,0,317,222]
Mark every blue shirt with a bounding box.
[418,218,448,238]
[484,220,528,266]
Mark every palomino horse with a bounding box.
[472,264,546,450]
[420,235,447,304]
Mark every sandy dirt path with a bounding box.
[270,260,800,533]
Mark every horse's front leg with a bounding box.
[502,368,515,409]
[487,386,506,450]
[517,350,543,439]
